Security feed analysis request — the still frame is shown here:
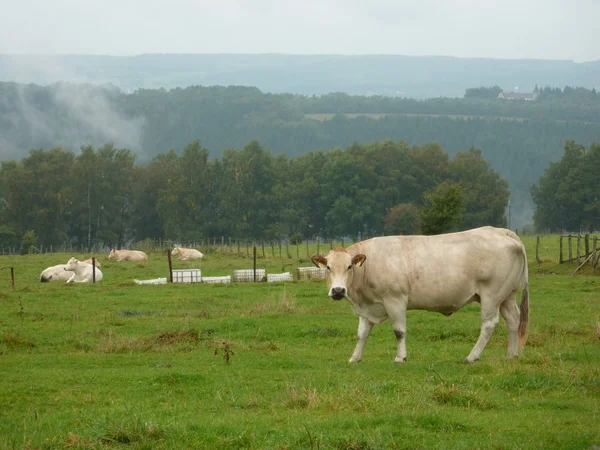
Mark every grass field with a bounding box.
[0,238,599,449]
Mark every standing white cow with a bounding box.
[171,246,204,260]
[311,226,529,364]
[108,249,148,261]
[64,257,103,283]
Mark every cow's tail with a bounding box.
[518,248,530,349]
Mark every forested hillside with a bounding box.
[0,140,509,250]
[2,54,599,97]
[1,82,599,229]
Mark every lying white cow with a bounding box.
[85,257,101,268]
[171,246,204,260]
[40,264,72,282]
[64,257,103,283]
[108,249,148,261]
[40,258,100,282]
[311,226,529,364]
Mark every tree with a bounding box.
[448,148,508,229]
[420,182,464,235]
[384,203,421,235]
[531,140,586,232]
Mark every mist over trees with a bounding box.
[2,82,599,231]
[0,140,510,250]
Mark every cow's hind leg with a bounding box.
[500,290,520,358]
[464,302,500,363]
[349,316,374,363]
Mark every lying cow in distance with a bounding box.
[108,249,148,262]
[311,226,529,364]
[85,257,101,268]
[40,258,100,282]
[64,257,103,283]
[40,264,72,282]
[171,246,204,260]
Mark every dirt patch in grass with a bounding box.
[151,329,199,345]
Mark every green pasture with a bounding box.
[0,240,598,449]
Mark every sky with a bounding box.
[0,0,598,61]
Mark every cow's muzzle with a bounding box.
[330,287,346,300]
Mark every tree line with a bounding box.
[531,141,600,232]
[0,140,510,251]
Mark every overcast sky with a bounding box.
[0,0,598,61]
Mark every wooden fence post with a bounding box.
[167,249,173,283]
[559,235,563,264]
[577,235,581,265]
[568,236,573,265]
[253,246,257,283]
[10,267,15,289]
[536,236,541,264]
[585,234,589,258]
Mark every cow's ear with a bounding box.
[311,255,327,269]
[352,254,367,267]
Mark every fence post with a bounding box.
[585,234,589,257]
[10,267,15,289]
[536,236,541,264]
[167,248,173,283]
[261,241,265,258]
[559,235,563,264]
[568,236,573,265]
[317,237,320,256]
[92,257,96,283]
[593,237,598,269]
[577,235,581,265]
[253,246,257,282]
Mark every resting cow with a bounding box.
[171,246,204,260]
[40,264,72,282]
[64,257,103,283]
[311,226,529,363]
[40,258,99,282]
[108,249,148,261]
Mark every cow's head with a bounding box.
[171,247,180,257]
[311,248,366,301]
[108,249,116,260]
[64,257,78,271]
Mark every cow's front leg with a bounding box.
[349,316,374,363]
[387,302,408,363]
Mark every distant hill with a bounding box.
[1,54,599,98]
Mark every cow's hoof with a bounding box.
[348,358,362,363]
[462,358,477,364]
[393,357,406,364]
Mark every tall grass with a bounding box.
[0,247,598,449]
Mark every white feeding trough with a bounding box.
[296,266,326,280]
[232,269,266,283]
[202,275,232,284]
[267,272,294,282]
[134,277,168,285]
[172,269,201,283]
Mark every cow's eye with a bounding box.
[326,265,331,271]
[347,265,352,271]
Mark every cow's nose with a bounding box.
[330,286,346,300]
